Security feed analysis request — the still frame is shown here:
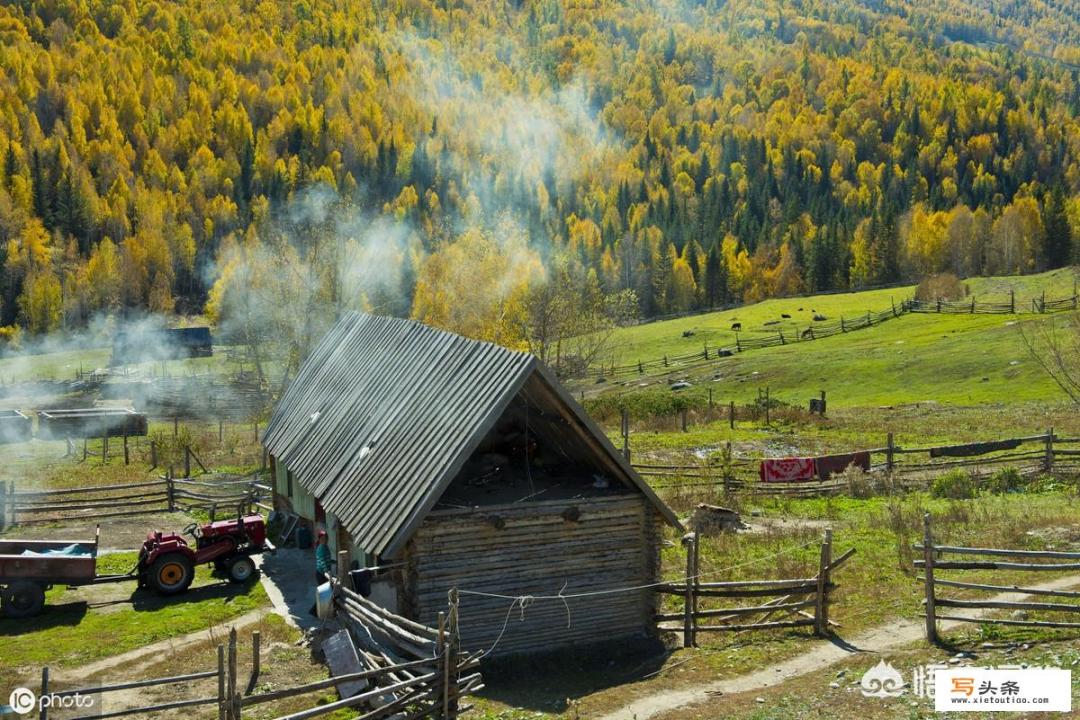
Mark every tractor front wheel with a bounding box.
[226,556,256,583]
[1,580,46,618]
[149,552,195,595]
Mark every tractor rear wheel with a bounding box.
[226,556,256,583]
[2,580,46,618]
[150,552,195,595]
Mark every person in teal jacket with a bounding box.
[315,529,331,583]
[309,529,332,617]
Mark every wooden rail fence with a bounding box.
[38,600,478,720]
[585,289,1078,380]
[634,431,1080,498]
[656,530,854,646]
[916,513,1080,643]
[0,476,269,528]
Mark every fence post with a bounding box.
[1045,427,1054,472]
[620,409,630,462]
[729,401,735,429]
[447,588,460,718]
[778,330,785,345]
[936,299,942,313]
[39,666,49,720]
[764,386,770,426]
[438,611,448,719]
[1010,289,1015,313]
[150,440,158,469]
[886,432,895,472]
[249,631,261,696]
[680,407,688,433]
[0,481,6,532]
[123,431,129,466]
[703,343,708,359]
[219,418,224,444]
[819,390,826,417]
[166,472,175,513]
[840,317,846,332]
[923,513,937,644]
[184,447,191,478]
[708,388,713,409]
[1041,290,1046,313]
[682,532,696,648]
[174,416,179,437]
[815,528,832,636]
[218,644,226,720]
[227,627,238,720]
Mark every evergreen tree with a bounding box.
[1042,185,1072,270]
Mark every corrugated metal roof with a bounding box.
[264,312,680,558]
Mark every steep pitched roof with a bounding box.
[264,312,680,557]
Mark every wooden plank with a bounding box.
[914,544,1080,560]
[915,560,1080,571]
[929,614,1080,629]
[935,598,1080,613]
[922,577,1080,598]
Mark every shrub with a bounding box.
[915,273,969,302]
[930,469,978,499]
[986,467,1024,494]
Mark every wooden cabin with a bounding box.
[264,313,681,656]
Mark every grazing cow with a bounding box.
[813,314,827,321]
[718,349,734,357]
[798,307,804,311]
[763,320,780,326]
[682,330,695,337]
[781,313,791,319]
[731,322,742,331]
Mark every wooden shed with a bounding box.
[264,313,681,656]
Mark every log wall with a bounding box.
[404,493,663,656]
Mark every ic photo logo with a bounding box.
[8,688,36,715]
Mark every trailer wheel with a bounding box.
[2,580,46,618]
[226,556,256,583]
[150,553,195,595]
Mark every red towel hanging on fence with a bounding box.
[759,457,817,483]
[815,451,871,480]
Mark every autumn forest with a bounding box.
[1,0,1079,363]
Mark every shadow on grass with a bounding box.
[0,601,89,635]
[128,576,259,611]
[475,638,669,714]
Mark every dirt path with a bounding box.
[599,575,1080,720]
[73,608,270,678]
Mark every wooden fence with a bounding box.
[634,431,1080,498]
[36,590,479,720]
[915,513,1080,643]
[0,475,268,528]
[656,530,854,647]
[585,289,1078,381]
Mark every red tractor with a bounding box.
[138,514,272,595]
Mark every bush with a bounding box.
[986,467,1025,494]
[915,273,969,302]
[930,469,978,499]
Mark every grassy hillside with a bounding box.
[580,268,1079,411]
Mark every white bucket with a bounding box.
[315,581,335,619]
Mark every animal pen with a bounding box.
[264,312,682,657]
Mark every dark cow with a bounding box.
[813,314,827,321]
[731,322,742,331]
[781,313,791,319]
[763,320,780,326]
[718,349,734,357]
[682,330,695,337]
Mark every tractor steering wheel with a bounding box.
[182,522,201,538]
